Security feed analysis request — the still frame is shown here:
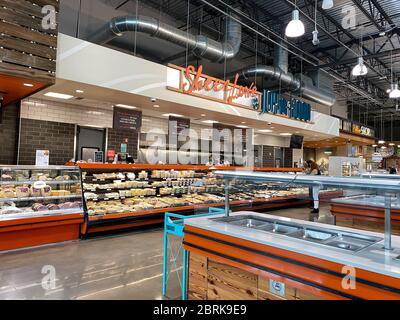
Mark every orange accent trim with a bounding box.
[68,162,303,172]
[0,214,84,251]
[331,203,400,224]
[184,225,400,299]
[0,213,84,228]
[87,218,164,233]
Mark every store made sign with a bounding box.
[167,64,311,122]
[167,64,261,110]
[260,90,311,122]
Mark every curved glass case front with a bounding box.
[0,166,83,221]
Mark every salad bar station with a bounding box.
[183,171,400,300]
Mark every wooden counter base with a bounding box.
[184,225,400,300]
[331,203,400,235]
[0,213,84,251]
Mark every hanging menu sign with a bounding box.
[169,116,190,134]
[113,107,142,131]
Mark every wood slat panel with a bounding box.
[30,0,59,8]
[0,47,55,71]
[0,0,43,17]
[0,6,56,35]
[207,260,257,300]
[0,21,57,47]
[0,35,56,59]
[258,276,296,300]
[0,61,54,83]
[188,253,208,300]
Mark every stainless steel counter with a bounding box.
[184,211,400,278]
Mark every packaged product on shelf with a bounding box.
[16,186,30,198]
[30,187,41,197]
[41,185,52,197]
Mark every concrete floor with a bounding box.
[0,206,333,300]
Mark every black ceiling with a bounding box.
[77,0,400,123]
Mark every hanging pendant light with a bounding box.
[285,9,305,38]
[322,0,334,10]
[352,57,368,76]
[389,83,400,98]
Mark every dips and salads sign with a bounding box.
[167,64,311,123]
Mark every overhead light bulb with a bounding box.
[312,30,320,46]
[378,140,385,144]
[285,10,305,38]
[322,0,334,10]
[389,83,400,98]
[352,57,368,76]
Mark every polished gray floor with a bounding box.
[0,206,332,300]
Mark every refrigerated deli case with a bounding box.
[74,163,310,234]
[331,173,400,235]
[183,172,400,300]
[0,166,84,251]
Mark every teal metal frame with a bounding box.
[162,207,225,300]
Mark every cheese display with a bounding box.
[0,166,83,219]
[80,167,317,217]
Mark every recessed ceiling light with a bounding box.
[153,104,160,108]
[23,83,34,87]
[44,92,74,100]
[378,140,385,144]
[372,144,377,147]
[76,89,84,93]
[86,111,104,115]
[389,143,395,146]
[115,104,137,109]
[236,125,248,128]
[202,120,219,124]
[259,129,273,133]
[270,127,275,129]
[280,133,292,136]
[201,114,206,117]
[241,121,246,124]
[381,146,387,149]
[163,113,183,117]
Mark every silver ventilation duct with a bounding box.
[239,45,336,107]
[87,15,241,63]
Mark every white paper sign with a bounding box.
[35,150,50,166]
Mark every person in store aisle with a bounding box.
[389,166,398,174]
[305,160,321,219]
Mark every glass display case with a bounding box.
[0,166,83,221]
[215,170,400,250]
[181,171,400,300]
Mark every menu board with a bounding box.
[113,107,142,131]
[169,116,190,134]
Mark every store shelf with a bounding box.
[0,194,82,202]
[0,208,83,221]
[88,196,303,221]
[72,163,304,172]
[0,180,81,186]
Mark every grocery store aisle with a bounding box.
[0,206,333,300]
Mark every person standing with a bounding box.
[306,160,321,215]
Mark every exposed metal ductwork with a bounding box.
[87,15,241,63]
[239,45,336,107]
